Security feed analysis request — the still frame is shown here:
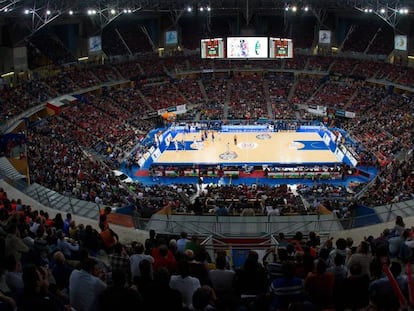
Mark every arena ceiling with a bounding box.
[0,0,411,40]
[1,0,413,14]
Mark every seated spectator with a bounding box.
[69,257,107,311]
[3,254,24,293]
[56,230,80,261]
[50,251,74,296]
[17,264,65,311]
[97,269,142,311]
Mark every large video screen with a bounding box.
[227,37,268,58]
[201,38,225,59]
[269,38,294,59]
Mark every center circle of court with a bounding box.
[237,142,258,150]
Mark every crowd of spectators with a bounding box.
[1,52,414,214]
[2,184,414,311]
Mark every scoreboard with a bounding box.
[201,38,225,59]
[269,38,294,59]
[200,37,293,59]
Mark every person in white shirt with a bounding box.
[69,257,107,311]
[129,242,154,282]
[169,259,201,309]
[267,205,280,216]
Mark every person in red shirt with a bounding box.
[152,243,177,275]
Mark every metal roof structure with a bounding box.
[0,0,412,38]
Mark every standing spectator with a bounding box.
[392,215,406,237]
[327,238,348,267]
[129,242,154,282]
[109,243,131,286]
[99,207,112,231]
[304,259,334,310]
[342,263,370,310]
[52,213,64,232]
[177,232,190,256]
[346,240,372,278]
[144,229,157,255]
[169,259,201,310]
[192,285,218,311]
[269,261,306,311]
[69,257,107,311]
[63,213,72,236]
[233,251,268,310]
[186,235,201,257]
[152,244,177,274]
[368,261,407,311]
[140,267,183,311]
[209,254,238,310]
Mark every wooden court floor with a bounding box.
[154,132,340,165]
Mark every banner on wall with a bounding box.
[319,30,332,45]
[394,35,407,51]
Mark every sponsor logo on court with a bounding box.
[256,133,272,140]
[219,151,238,160]
[237,142,258,150]
[191,142,205,150]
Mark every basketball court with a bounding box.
[155,131,339,166]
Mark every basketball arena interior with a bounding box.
[1,0,414,309]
